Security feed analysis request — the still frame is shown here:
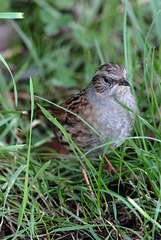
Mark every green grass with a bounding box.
[1,0,161,239]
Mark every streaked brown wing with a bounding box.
[52,88,88,124]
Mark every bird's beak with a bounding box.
[118,78,131,87]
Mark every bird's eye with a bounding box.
[103,76,109,83]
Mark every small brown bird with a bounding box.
[49,62,136,198]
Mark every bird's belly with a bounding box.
[89,103,135,152]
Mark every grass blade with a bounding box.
[18,78,34,227]
[0,55,17,106]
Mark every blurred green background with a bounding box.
[1,0,160,105]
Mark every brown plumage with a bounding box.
[51,62,136,157]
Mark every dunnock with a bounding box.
[52,62,136,154]
[48,62,136,198]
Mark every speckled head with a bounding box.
[91,62,131,95]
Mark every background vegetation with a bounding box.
[0,0,161,239]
